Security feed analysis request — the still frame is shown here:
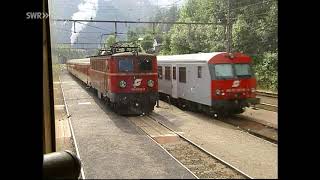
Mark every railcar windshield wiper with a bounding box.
[236,74,252,78]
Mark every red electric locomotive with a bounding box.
[67,44,158,115]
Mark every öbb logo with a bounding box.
[133,79,142,88]
[232,80,240,87]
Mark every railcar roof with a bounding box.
[67,58,90,65]
[112,52,155,57]
[157,52,227,63]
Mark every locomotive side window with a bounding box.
[158,66,163,79]
[140,57,153,71]
[119,58,133,72]
[179,67,186,83]
[197,66,202,78]
[234,64,252,77]
[214,64,234,79]
[165,66,171,80]
[173,67,176,80]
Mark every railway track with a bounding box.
[129,115,253,179]
[256,90,278,98]
[255,90,278,112]
[254,103,278,112]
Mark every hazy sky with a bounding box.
[150,0,184,6]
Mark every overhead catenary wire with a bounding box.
[75,21,114,32]
[54,19,216,25]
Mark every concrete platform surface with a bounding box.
[60,72,195,179]
[153,101,278,179]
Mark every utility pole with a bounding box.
[114,22,117,41]
[226,0,232,53]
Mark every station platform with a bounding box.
[60,71,195,179]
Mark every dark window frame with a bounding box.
[158,66,163,79]
[197,66,202,78]
[179,67,186,83]
[173,66,176,80]
[165,66,171,80]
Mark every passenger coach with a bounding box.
[157,52,260,115]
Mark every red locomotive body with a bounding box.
[208,53,259,114]
[67,48,158,115]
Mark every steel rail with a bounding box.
[147,115,253,179]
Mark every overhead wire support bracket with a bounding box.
[73,21,76,33]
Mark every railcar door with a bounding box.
[171,65,178,98]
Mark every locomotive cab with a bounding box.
[107,52,158,115]
[208,53,260,114]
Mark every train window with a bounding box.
[140,57,153,71]
[173,67,176,80]
[158,66,163,79]
[214,64,234,79]
[197,66,202,78]
[119,59,133,72]
[179,67,186,83]
[234,64,252,77]
[165,66,171,80]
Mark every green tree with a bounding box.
[140,34,154,52]
[105,35,116,48]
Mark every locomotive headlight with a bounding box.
[216,89,221,95]
[147,80,154,87]
[251,88,256,93]
[119,80,127,88]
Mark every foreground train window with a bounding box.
[46,0,278,178]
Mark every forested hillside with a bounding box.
[131,0,278,91]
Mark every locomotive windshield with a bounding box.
[139,57,153,71]
[211,63,252,79]
[119,58,133,72]
[214,64,234,79]
[234,64,252,77]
